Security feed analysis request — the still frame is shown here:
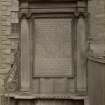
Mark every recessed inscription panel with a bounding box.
[33,19,72,76]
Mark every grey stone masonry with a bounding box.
[0,0,19,104]
[89,0,105,57]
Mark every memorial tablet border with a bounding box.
[19,1,89,92]
[30,14,75,78]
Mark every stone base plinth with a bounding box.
[4,92,89,105]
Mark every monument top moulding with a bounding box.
[18,0,90,17]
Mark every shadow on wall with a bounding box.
[88,54,105,105]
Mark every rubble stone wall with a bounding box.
[0,0,19,104]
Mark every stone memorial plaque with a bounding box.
[33,19,72,76]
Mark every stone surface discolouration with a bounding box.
[0,0,19,104]
[89,0,105,57]
[0,0,105,105]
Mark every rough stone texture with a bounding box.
[0,0,19,104]
[0,0,11,93]
[89,0,105,57]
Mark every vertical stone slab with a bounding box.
[20,16,31,91]
[68,79,75,93]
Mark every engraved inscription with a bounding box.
[33,19,72,76]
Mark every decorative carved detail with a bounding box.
[4,45,20,92]
[19,12,32,19]
[5,0,89,99]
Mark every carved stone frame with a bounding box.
[30,14,75,78]
[19,2,89,92]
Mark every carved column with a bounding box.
[71,14,78,92]
[84,13,90,92]
[20,15,31,91]
[71,12,89,93]
[77,16,86,92]
[76,13,90,92]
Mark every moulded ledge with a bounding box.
[4,92,87,100]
